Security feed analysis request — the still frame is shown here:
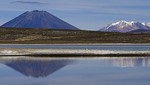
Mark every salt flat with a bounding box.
[0,44,150,56]
[0,48,149,56]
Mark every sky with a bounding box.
[0,0,150,30]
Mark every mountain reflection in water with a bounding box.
[3,57,73,78]
[0,57,150,78]
[0,56,150,85]
[105,57,150,67]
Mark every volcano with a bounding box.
[1,10,79,30]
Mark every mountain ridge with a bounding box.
[1,10,79,30]
[100,20,150,33]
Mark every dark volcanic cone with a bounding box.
[1,10,79,30]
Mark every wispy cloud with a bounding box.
[11,1,47,5]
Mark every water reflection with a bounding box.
[105,57,150,67]
[0,57,73,78]
[0,57,150,78]
[0,57,150,85]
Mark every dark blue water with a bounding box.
[0,44,150,51]
[0,57,150,85]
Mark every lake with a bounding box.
[0,57,150,85]
[0,44,150,85]
[1,44,150,51]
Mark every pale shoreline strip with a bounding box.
[0,48,150,57]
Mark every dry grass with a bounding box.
[0,27,150,44]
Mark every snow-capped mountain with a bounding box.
[142,22,150,28]
[100,20,149,33]
[1,10,79,30]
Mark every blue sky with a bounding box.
[0,0,150,30]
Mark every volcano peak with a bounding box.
[1,10,79,30]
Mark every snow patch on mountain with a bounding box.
[142,22,150,28]
[100,20,150,33]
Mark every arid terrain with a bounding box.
[0,27,150,44]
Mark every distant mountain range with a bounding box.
[1,10,150,33]
[1,10,79,30]
[100,20,150,33]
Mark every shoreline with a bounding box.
[0,44,150,57]
[0,53,150,57]
[0,48,150,57]
[1,43,150,45]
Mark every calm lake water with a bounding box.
[0,44,150,85]
[0,57,150,85]
[0,44,150,51]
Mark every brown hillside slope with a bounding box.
[0,28,150,44]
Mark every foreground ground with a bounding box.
[0,27,150,44]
